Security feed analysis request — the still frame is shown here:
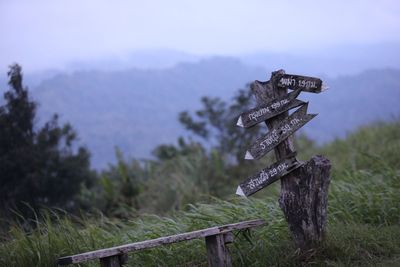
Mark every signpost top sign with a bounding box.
[276,74,328,93]
[235,71,326,197]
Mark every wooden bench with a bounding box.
[57,219,265,267]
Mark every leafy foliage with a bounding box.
[0,64,94,218]
[2,120,399,266]
[78,148,144,218]
[1,157,399,266]
[30,66,400,168]
[318,120,400,172]
[179,88,264,163]
[1,64,399,266]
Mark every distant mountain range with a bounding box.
[1,45,399,169]
[32,58,266,168]
[2,42,398,85]
[300,68,400,141]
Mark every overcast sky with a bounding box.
[1,0,399,72]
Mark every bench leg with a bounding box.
[205,234,232,267]
[100,254,127,267]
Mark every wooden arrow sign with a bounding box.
[236,89,304,128]
[245,104,316,160]
[276,74,328,93]
[236,155,302,197]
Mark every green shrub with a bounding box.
[1,121,400,266]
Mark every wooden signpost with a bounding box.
[244,103,316,160]
[235,70,332,250]
[276,74,327,93]
[236,89,304,128]
[236,154,302,197]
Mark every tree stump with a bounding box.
[279,155,331,249]
[251,70,331,249]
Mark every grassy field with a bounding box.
[1,121,399,266]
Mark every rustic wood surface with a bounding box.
[57,219,265,265]
[236,88,304,128]
[223,232,234,244]
[237,155,302,197]
[251,77,297,161]
[276,73,326,93]
[250,70,331,249]
[245,103,316,160]
[287,155,331,248]
[205,234,232,267]
[100,255,123,267]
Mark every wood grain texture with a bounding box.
[236,89,304,128]
[57,219,265,265]
[205,234,232,267]
[276,73,325,93]
[245,103,316,160]
[250,70,331,249]
[237,155,302,197]
[282,155,331,248]
[100,255,122,267]
[223,232,234,244]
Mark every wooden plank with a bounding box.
[276,73,327,93]
[236,89,304,128]
[205,234,232,267]
[57,219,265,265]
[236,155,302,197]
[244,103,316,160]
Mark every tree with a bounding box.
[178,86,263,163]
[0,64,94,216]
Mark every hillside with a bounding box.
[32,57,265,168]
[302,68,400,141]
[28,59,400,168]
[30,61,400,168]
[1,121,399,266]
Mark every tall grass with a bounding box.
[1,120,399,266]
[0,198,286,267]
[318,120,400,172]
[1,162,399,267]
[329,164,400,225]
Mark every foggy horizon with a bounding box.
[1,0,400,73]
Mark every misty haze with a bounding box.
[1,1,400,266]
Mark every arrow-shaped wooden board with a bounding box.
[276,74,328,93]
[236,156,302,197]
[236,89,304,128]
[245,104,316,160]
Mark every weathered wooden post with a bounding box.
[236,70,331,249]
[100,254,127,267]
[205,233,233,267]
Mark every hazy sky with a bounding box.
[1,0,399,72]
